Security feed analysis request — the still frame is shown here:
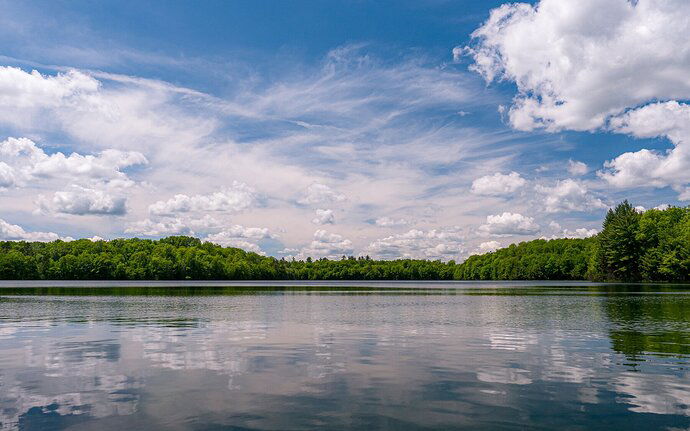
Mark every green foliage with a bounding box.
[0,236,454,280]
[589,202,690,282]
[636,206,690,282]
[458,202,690,282]
[591,201,642,281]
[453,238,595,280]
[1,202,689,281]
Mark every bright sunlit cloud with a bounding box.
[0,0,686,259]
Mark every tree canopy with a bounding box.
[1,202,689,281]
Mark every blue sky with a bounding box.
[0,0,688,259]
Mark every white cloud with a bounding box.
[0,162,15,188]
[479,212,539,236]
[37,187,126,216]
[0,218,63,242]
[477,240,501,254]
[213,239,263,254]
[0,66,216,153]
[311,208,335,225]
[567,160,588,176]
[297,183,346,206]
[148,182,256,215]
[0,138,143,215]
[124,214,233,237]
[0,48,528,253]
[564,228,598,239]
[0,137,146,189]
[471,171,526,196]
[464,0,690,132]
[365,227,464,260]
[301,229,354,259]
[205,225,273,242]
[0,66,99,110]
[0,137,145,216]
[546,221,597,239]
[633,203,671,213]
[600,101,690,197]
[374,217,410,227]
[536,179,606,213]
[124,218,192,237]
[465,1,690,200]
[203,225,273,254]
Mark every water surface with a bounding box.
[1,282,689,430]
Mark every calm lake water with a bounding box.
[1,282,689,430]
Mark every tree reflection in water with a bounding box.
[0,284,689,430]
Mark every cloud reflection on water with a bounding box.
[0,288,689,430]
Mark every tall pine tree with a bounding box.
[594,201,642,281]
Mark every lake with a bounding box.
[1,282,689,430]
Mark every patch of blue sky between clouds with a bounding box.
[0,0,683,260]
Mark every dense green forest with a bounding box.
[455,237,594,280]
[0,235,456,280]
[458,201,690,282]
[1,202,689,281]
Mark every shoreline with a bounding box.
[0,279,683,288]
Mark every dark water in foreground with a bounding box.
[1,283,689,430]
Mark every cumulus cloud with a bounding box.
[476,240,501,254]
[124,217,192,237]
[563,228,598,239]
[479,212,539,236]
[0,218,64,242]
[215,239,263,254]
[365,227,464,260]
[632,204,671,213]
[0,67,99,111]
[301,230,354,259]
[0,162,15,188]
[124,214,235,237]
[37,187,127,216]
[203,225,273,253]
[0,136,144,215]
[541,221,599,239]
[471,171,526,196]
[148,182,256,215]
[536,179,606,213]
[0,137,146,189]
[600,101,690,197]
[464,0,690,132]
[205,225,273,242]
[297,183,346,206]
[0,47,507,254]
[546,221,598,239]
[374,217,410,227]
[311,209,335,225]
[465,1,690,199]
[567,160,588,176]
[0,66,216,153]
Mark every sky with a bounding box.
[0,0,689,260]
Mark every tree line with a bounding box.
[457,201,690,282]
[0,202,688,281]
[0,236,455,280]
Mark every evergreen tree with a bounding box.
[593,201,642,281]
[0,201,688,282]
